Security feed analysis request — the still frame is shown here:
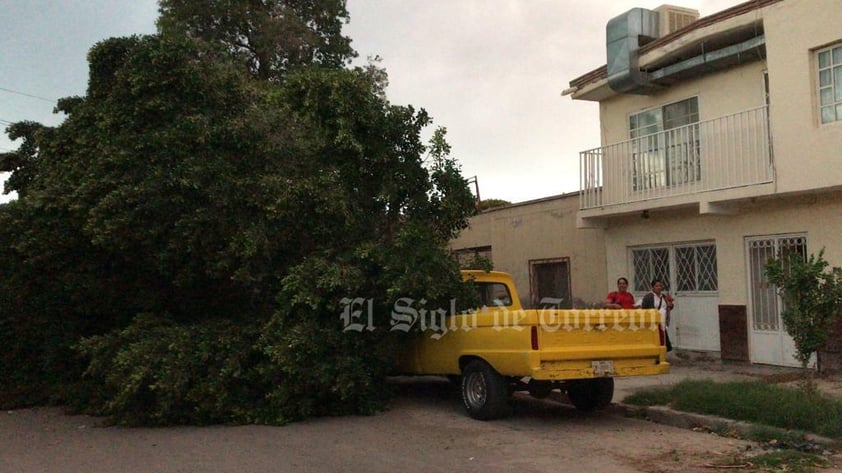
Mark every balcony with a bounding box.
[579,105,774,212]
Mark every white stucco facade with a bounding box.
[567,0,842,366]
[452,0,842,367]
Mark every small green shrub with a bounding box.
[766,249,842,375]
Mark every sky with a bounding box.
[0,0,746,204]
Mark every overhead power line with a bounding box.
[0,86,56,103]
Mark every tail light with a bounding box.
[531,326,539,350]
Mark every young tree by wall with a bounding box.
[766,249,842,381]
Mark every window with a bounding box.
[675,244,718,291]
[632,243,718,293]
[818,43,842,124]
[632,247,671,292]
[476,282,513,307]
[630,97,701,190]
[529,258,572,309]
[452,246,492,268]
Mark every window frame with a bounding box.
[629,97,701,191]
[630,241,719,295]
[816,42,842,125]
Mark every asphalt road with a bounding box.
[1,378,760,473]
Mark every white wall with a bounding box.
[604,192,842,306]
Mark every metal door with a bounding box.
[746,235,807,367]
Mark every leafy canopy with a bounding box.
[0,20,477,423]
[157,0,356,81]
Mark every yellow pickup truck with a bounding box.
[396,270,670,420]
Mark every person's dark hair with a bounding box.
[650,278,663,287]
[617,277,629,285]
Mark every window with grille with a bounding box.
[632,247,671,292]
[675,244,718,292]
[818,42,842,124]
[632,242,718,293]
[630,97,701,190]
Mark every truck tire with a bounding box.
[461,360,511,420]
[566,378,614,411]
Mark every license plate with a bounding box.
[592,360,614,376]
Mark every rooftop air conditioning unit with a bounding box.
[654,4,700,36]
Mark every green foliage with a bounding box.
[477,198,511,212]
[749,450,832,473]
[744,425,810,450]
[0,121,45,198]
[0,11,476,424]
[624,379,842,439]
[75,314,266,425]
[157,0,356,80]
[766,249,842,372]
[458,254,494,271]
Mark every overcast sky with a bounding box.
[0,0,745,204]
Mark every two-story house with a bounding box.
[566,0,842,367]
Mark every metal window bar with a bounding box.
[749,239,779,331]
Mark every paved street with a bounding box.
[2,359,841,473]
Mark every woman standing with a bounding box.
[604,277,635,309]
[639,279,675,351]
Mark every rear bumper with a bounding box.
[531,359,670,380]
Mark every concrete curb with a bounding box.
[615,403,838,448]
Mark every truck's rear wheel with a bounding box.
[566,378,614,411]
[461,360,511,420]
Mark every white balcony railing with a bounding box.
[580,105,774,210]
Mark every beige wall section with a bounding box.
[450,194,607,307]
[598,62,767,147]
[603,192,842,306]
[763,0,842,194]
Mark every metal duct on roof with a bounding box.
[606,8,661,95]
[648,35,767,82]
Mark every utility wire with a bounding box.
[0,86,56,103]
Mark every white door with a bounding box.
[631,243,720,351]
[746,235,808,367]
